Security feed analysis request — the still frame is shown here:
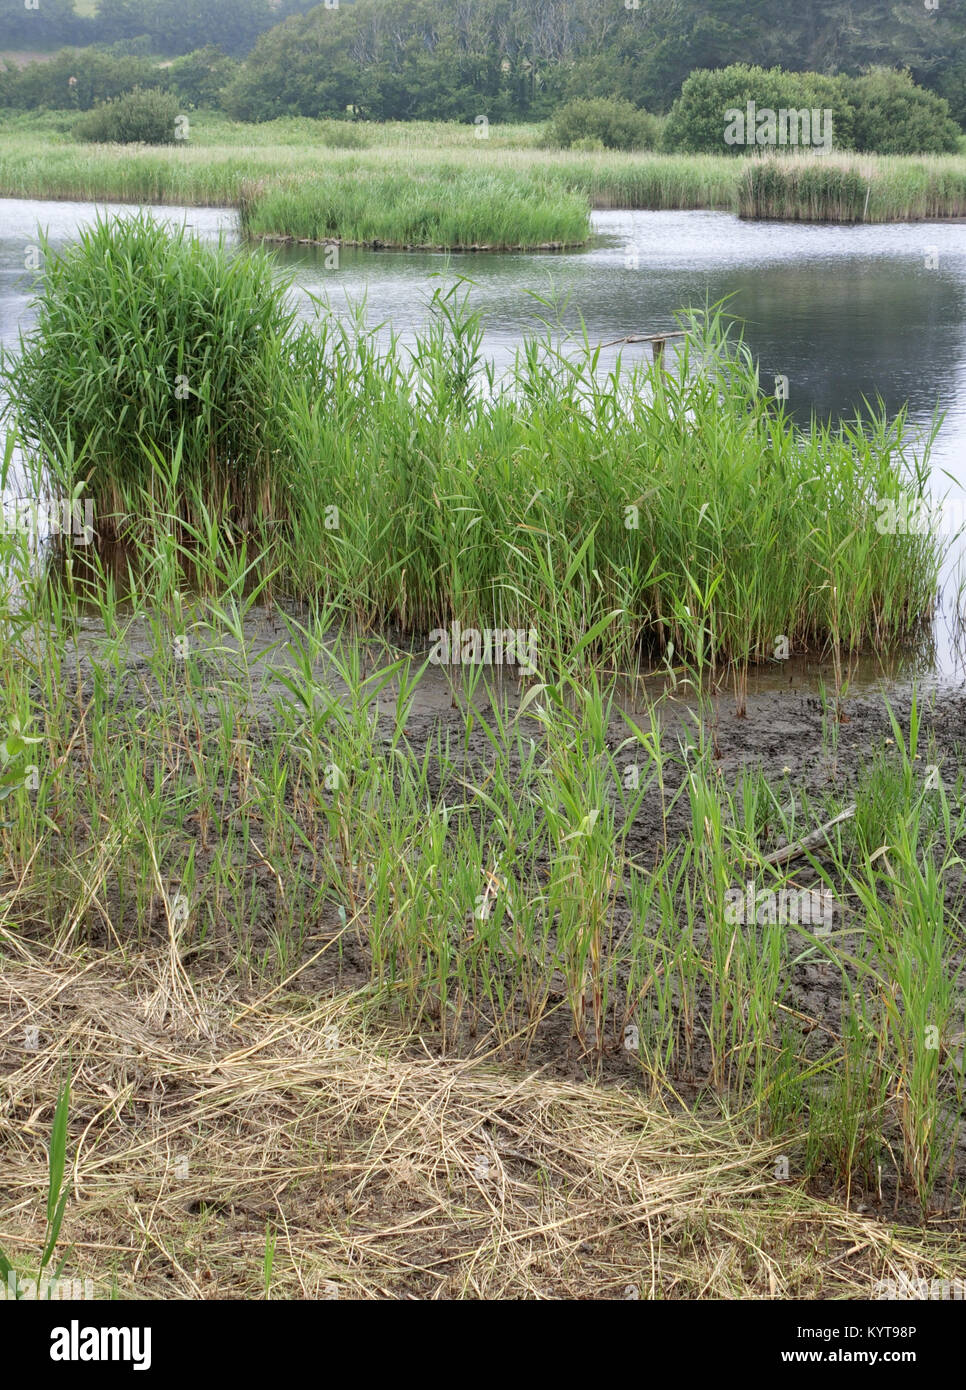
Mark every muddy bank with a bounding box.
[251,233,584,251]
[13,612,966,1225]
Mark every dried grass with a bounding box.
[2,944,964,1300]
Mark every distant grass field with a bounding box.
[1,111,965,245]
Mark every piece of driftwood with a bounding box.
[756,804,856,867]
[597,330,688,351]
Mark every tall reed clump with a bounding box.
[739,155,966,222]
[278,293,941,674]
[239,166,591,248]
[2,214,303,539]
[4,214,942,675]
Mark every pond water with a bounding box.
[2,197,964,682]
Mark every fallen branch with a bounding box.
[597,330,688,350]
[757,804,856,867]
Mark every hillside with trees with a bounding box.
[2,0,964,127]
[221,0,966,124]
[0,0,320,57]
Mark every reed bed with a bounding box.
[739,154,966,222]
[239,165,590,249]
[2,116,966,243]
[2,220,944,674]
[272,300,941,672]
[0,217,961,1229]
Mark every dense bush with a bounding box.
[0,49,163,112]
[74,87,182,144]
[166,46,239,110]
[663,64,959,156]
[850,69,961,154]
[663,66,855,154]
[546,98,660,151]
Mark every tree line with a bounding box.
[224,0,966,125]
[0,0,319,58]
[1,0,964,127]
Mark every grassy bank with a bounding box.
[0,217,963,1291]
[1,114,965,244]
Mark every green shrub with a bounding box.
[546,98,660,151]
[850,69,961,155]
[0,49,164,112]
[663,63,956,156]
[166,46,240,110]
[663,65,854,154]
[74,87,183,145]
[3,214,301,534]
